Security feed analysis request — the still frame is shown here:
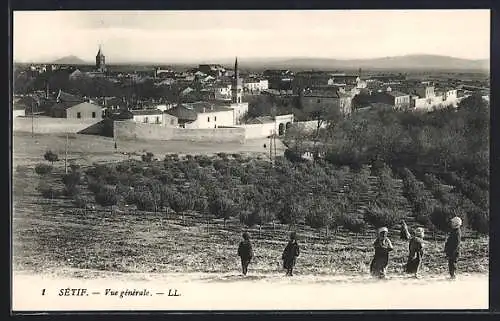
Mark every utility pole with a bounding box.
[64,133,69,174]
[273,130,277,162]
[31,102,34,138]
[269,131,273,164]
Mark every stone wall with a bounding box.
[114,121,246,143]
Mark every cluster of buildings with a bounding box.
[14,46,489,138]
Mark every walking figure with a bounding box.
[401,221,425,278]
[445,216,462,280]
[237,232,253,276]
[282,232,300,276]
[370,227,393,279]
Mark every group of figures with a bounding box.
[237,216,463,279]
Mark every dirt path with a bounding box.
[12,269,488,311]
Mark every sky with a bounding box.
[13,10,490,63]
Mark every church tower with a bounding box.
[231,57,243,104]
[96,45,106,73]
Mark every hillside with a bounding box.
[52,55,89,65]
[240,55,490,71]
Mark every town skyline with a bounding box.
[13,10,490,63]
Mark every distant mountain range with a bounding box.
[19,54,489,71]
[240,55,490,71]
[51,55,88,65]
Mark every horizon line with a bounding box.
[14,53,490,65]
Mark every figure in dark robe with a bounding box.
[370,227,393,279]
[401,221,425,278]
[282,232,300,276]
[445,216,462,280]
[237,232,254,276]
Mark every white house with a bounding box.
[214,84,232,100]
[130,109,178,127]
[166,102,235,129]
[131,109,164,124]
[244,79,269,93]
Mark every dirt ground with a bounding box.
[12,132,285,167]
[12,269,488,310]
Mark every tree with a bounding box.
[35,163,53,176]
[169,192,194,223]
[141,152,154,163]
[277,199,306,230]
[430,206,456,232]
[363,203,405,229]
[38,182,60,200]
[44,150,59,164]
[305,204,330,239]
[208,194,236,228]
[95,186,118,212]
[338,213,365,235]
[62,171,81,188]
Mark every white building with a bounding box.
[131,109,165,124]
[166,102,236,129]
[229,102,249,125]
[244,79,269,93]
[214,84,232,100]
[130,109,178,127]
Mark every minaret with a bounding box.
[96,44,106,73]
[231,57,242,104]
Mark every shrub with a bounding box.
[141,152,154,162]
[88,178,106,194]
[284,149,304,163]
[44,150,59,163]
[63,184,80,197]
[208,194,236,227]
[130,164,144,174]
[213,159,228,172]
[35,163,53,175]
[430,206,455,232]
[217,152,228,160]
[277,201,306,228]
[363,203,405,229]
[370,159,387,176]
[240,208,264,228]
[134,190,159,212]
[194,198,208,214]
[38,182,60,199]
[95,187,118,207]
[468,208,489,234]
[62,171,81,187]
[169,192,194,217]
[196,155,213,168]
[86,164,111,178]
[73,195,91,209]
[338,213,365,234]
[116,162,131,173]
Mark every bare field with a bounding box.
[12,132,284,167]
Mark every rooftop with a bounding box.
[166,102,234,121]
[247,116,275,124]
[130,109,164,116]
[303,89,340,98]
